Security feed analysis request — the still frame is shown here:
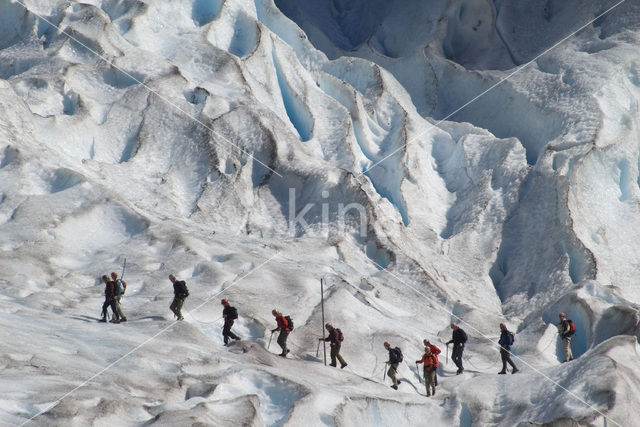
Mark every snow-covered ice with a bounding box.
[1,0,640,425]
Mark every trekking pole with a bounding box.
[416,363,422,384]
[121,258,127,280]
[268,331,274,349]
[446,344,449,366]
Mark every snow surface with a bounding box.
[1,0,640,425]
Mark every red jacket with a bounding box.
[426,344,441,356]
[275,314,289,331]
[417,353,439,371]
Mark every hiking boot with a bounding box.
[329,363,337,367]
[120,317,127,322]
[391,385,398,390]
[512,368,519,374]
[340,363,348,369]
[99,317,107,322]
[234,336,241,341]
[426,392,431,397]
[177,316,184,321]
[110,319,120,324]
[498,370,506,375]
[279,353,287,358]
[456,369,463,375]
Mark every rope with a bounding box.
[463,353,502,372]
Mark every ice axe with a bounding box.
[446,343,449,366]
[268,331,274,349]
[121,258,127,280]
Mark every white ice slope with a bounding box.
[1,0,640,425]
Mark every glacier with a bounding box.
[1,0,640,425]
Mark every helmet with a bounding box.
[111,272,118,278]
[500,323,506,329]
[272,309,278,315]
[559,312,565,318]
[383,341,390,347]
[221,298,229,305]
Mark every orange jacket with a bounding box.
[417,353,439,371]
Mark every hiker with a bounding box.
[271,309,290,357]
[384,342,403,390]
[221,298,240,345]
[169,274,189,321]
[100,275,118,323]
[446,322,467,374]
[558,312,574,362]
[110,272,127,322]
[318,323,347,369]
[498,323,519,374]
[416,346,438,396]
[423,338,441,386]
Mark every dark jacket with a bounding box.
[322,328,341,344]
[223,306,238,321]
[449,328,468,346]
[559,319,572,338]
[173,280,188,298]
[388,347,402,364]
[498,329,514,349]
[104,281,115,298]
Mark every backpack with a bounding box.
[228,306,238,320]
[335,328,344,342]
[567,319,576,336]
[506,331,515,346]
[114,279,125,296]
[177,281,189,297]
[285,315,294,330]
[392,347,403,363]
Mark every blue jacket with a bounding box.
[499,329,513,349]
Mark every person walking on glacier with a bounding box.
[110,271,127,322]
[100,275,118,322]
[384,341,403,390]
[221,298,240,345]
[423,338,441,386]
[446,322,467,374]
[319,323,347,369]
[558,312,575,362]
[169,274,189,320]
[498,323,518,374]
[416,346,438,396]
[271,309,291,357]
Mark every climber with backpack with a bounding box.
[100,275,118,323]
[384,341,403,390]
[416,346,438,396]
[110,272,127,322]
[221,298,240,345]
[271,309,292,357]
[498,323,519,374]
[558,312,575,362]
[423,338,441,386]
[446,322,467,375]
[169,274,189,321]
[318,323,347,369]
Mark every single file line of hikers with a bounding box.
[98,272,579,396]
